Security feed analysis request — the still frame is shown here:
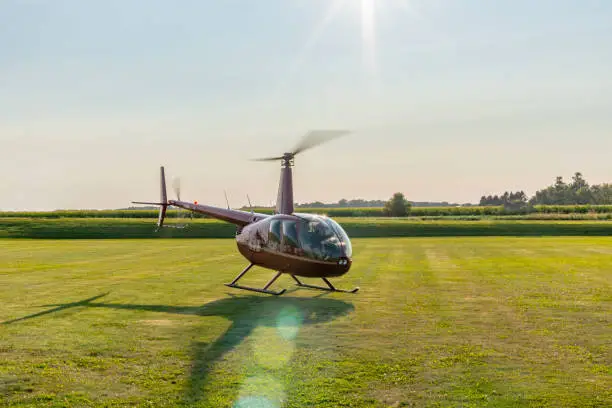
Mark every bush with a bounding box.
[383,193,411,217]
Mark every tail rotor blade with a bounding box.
[172,177,181,201]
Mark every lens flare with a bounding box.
[276,305,304,341]
[235,374,286,408]
[251,326,296,370]
[233,396,276,408]
[233,307,305,407]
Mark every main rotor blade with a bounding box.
[250,156,284,162]
[291,129,351,156]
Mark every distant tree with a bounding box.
[571,172,588,190]
[570,172,592,204]
[591,183,612,204]
[504,190,529,211]
[480,190,528,210]
[383,193,411,217]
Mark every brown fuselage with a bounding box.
[236,242,351,278]
[234,215,352,278]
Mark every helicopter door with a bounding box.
[280,220,300,256]
[268,219,281,252]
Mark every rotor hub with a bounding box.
[281,153,295,168]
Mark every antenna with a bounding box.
[224,190,230,210]
[247,194,254,218]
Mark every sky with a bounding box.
[1,0,611,210]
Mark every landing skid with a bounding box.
[225,264,286,296]
[291,275,359,293]
[225,264,359,296]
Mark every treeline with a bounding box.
[530,173,612,205]
[295,199,463,208]
[480,191,528,207]
[4,205,612,219]
[296,199,386,208]
[481,173,612,206]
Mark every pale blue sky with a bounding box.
[2,0,611,210]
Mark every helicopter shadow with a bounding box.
[3,290,354,403]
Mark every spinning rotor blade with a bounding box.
[250,129,351,162]
[172,177,181,201]
[291,129,351,156]
[251,156,284,162]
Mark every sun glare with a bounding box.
[343,0,419,79]
[361,0,377,77]
[273,0,423,98]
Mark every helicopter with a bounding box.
[132,130,358,296]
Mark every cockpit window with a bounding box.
[281,220,299,254]
[323,217,353,258]
[296,216,343,261]
[269,219,281,251]
[264,214,351,262]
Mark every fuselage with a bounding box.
[235,213,353,278]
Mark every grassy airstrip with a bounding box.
[1,237,610,407]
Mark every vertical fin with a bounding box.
[160,166,167,204]
[158,166,168,229]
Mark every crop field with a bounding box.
[1,237,610,407]
[1,205,612,219]
[2,217,612,239]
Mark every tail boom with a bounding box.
[131,166,269,229]
[169,200,268,226]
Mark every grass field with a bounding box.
[1,238,611,407]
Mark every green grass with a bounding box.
[1,238,610,407]
[2,217,612,239]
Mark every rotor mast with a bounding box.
[251,129,351,216]
[276,153,295,215]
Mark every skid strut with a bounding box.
[225,263,286,296]
[291,275,359,293]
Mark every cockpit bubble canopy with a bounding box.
[322,216,353,258]
[293,213,352,259]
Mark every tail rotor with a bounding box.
[131,166,170,230]
[171,177,190,228]
[172,177,181,202]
